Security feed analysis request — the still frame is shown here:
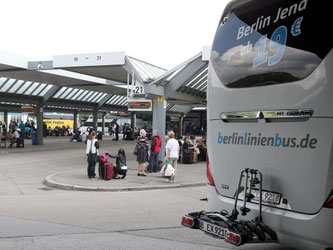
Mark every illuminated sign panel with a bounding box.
[128,99,152,112]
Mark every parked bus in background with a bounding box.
[203,0,332,249]
[79,115,130,134]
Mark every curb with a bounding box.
[44,173,206,192]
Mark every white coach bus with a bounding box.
[182,0,333,249]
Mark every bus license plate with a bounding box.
[251,189,281,205]
[199,220,227,238]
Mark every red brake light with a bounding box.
[206,154,215,186]
[181,216,195,228]
[324,194,333,208]
[186,218,193,227]
[226,231,242,246]
[229,233,234,242]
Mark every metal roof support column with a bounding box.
[73,110,78,132]
[42,85,62,104]
[4,110,8,129]
[179,115,184,137]
[94,94,112,111]
[130,112,136,132]
[36,105,44,145]
[92,111,98,132]
[152,96,166,161]
[200,111,204,134]
[102,112,106,135]
[93,94,112,132]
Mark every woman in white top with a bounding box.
[165,130,180,183]
[86,131,99,179]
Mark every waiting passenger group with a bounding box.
[85,128,207,182]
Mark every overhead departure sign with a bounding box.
[53,52,125,68]
[128,99,152,112]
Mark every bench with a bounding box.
[0,135,9,148]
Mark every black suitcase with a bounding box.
[98,162,105,179]
[16,138,24,148]
[182,149,193,164]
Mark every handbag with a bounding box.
[133,145,138,155]
[160,164,167,176]
[163,160,175,177]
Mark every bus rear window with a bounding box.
[211,0,332,88]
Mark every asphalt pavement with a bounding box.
[0,136,287,249]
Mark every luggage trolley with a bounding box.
[181,168,278,246]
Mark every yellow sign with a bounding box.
[44,119,74,129]
[157,96,163,102]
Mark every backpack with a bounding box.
[100,154,108,163]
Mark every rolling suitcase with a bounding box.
[98,162,105,179]
[182,149,193,164]
[104,163,114,180]
[17,137,24,148]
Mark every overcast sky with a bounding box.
[0,0,229,69]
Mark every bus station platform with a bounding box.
[0,136,206,194]
[45,159,206,192]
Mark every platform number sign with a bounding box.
[134,86,144,94]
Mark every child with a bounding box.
[106,148,127,179]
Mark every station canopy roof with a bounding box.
[0,51,166,114]
[0,48,209,115]
[149,47,210,108]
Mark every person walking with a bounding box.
[148,130,162,173]
[165,130,180,183]
[86,131,99,179]
[136,129,149,176]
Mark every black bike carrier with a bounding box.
[181,168,278,246]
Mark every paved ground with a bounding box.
[0,136,287,249]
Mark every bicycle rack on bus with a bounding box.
[181,168,278,246]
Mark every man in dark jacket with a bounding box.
[115,123,119,141]
[148,130,162,173]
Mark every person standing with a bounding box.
[108,123,114,136]
[136,129,149,176]
[115,122,119,141]
[86,131,99,179]
[9,120,15,135]
[19,121,25,131]
[148,130,162,173]
[165,130,180,183]
[122,124,127,140]
[43,122,47,137]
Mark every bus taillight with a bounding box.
[324,194,333,208]
[207,154,215,186]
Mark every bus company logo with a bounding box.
[217,132,318,149]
